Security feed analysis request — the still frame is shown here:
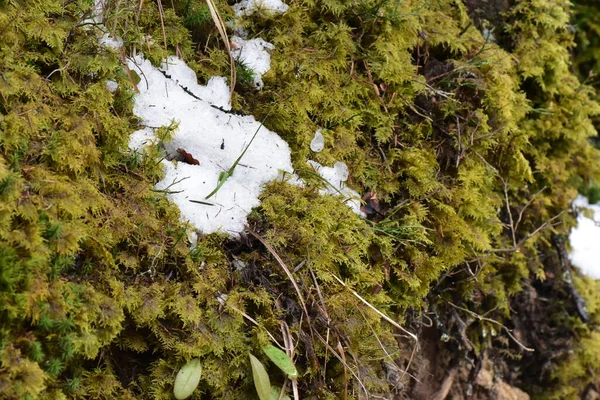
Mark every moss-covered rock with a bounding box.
[1,0,599,398]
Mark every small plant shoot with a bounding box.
[173,358,202,400]
[262,344,298,378]
[204,115,270,200]
[249,353,271,400]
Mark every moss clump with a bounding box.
[1,0,600,398]
[537,277,600,399]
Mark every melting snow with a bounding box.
[231,37,275,90]
[569,195,600,279]
[100,33,124,49]
[310,129,325,153]
[105,79,118,92]
[127,56,294,235]
[232,0,289,16]
[307,160,364,217]
[91,0,361,236]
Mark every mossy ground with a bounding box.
[1,0,599,398]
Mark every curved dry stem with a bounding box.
[204,0,236,102]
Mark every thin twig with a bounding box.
[515,186,547,232]
[121,50,140,93]
[329,273,419,381]
[443,298,534,352]
[357,307,421,383]
[490,211,565,253]
[502,178,517,249]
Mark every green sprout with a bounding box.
[204,113,271,199]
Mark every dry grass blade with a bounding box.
[312,331,368,397]
[283,323,300,400]
[330,272,420,382]
[275,299,300,400]
[119,50,140,93]
[247,229,310,324]
[136,0,144,25]
[204,0,236,101]
[308,266,331,382]
[336,341,348,400]
[156,0,168,52]
[329,273,418,342]
[356,307,420,383]
[218,296,285,349]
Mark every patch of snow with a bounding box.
[83,0,104,26]
[231,37,275,90]
[481,28,496,43]
[128,55,294,235]
[160,58,231,109]
[128,127,157,152]
[88,1,125,50]
[100,33,124,49]
[232,0,289,17]
[106,79,119,92]
[310,129,325,153]
[307,160,364,217]
[89,0,363,235]
[188,231,198,248]
[569,195,600,279]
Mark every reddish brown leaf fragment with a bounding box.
[177,148,200,165]
[361,191,381,215]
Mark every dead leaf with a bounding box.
[177,148,200,165]
[361,191,381,215]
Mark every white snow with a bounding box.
[232,0,289,17]
[83,0,103,26]
[106,79,119,92]
[128,56,294,235]
[100,33,124,49]
[90,0,363,236]
[569,195,600,279]
[307,160,364,217]
[310,129,325,153]
[231,36,275,90]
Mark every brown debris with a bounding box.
[361,190,381,215]
[176,148,200,165]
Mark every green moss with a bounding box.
[1,0,600,398]
[542,331,600,399]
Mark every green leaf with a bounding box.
[173,358,202,400]
[204,171,230,199]
[249,353,271,400]
[205,110,273,199]
[129,69,141,85]
[270,386,291,400]
[262,344,298,378]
